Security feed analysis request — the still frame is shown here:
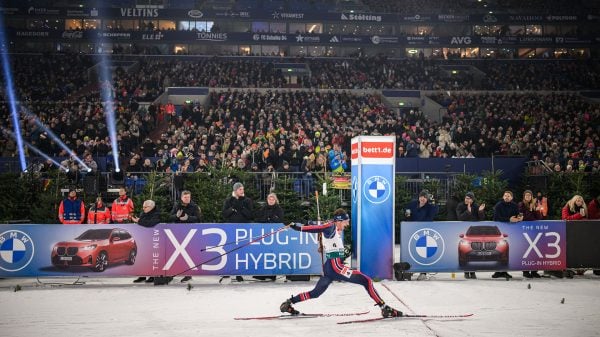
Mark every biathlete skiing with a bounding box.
[280,208,403,318]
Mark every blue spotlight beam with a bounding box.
[0,127,67,171]
[0,15,27,171]
[96,58,120,172]
[93,21,120,172]
[19,107,91,172]
[22,141,68,172]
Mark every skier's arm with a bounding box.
[288,221,335,233]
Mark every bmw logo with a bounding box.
[0,230,35,272]
[362,176,391,204]
[408,228,445,266]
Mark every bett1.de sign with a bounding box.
[351,136,395,279]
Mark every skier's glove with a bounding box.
[287,223,302,231]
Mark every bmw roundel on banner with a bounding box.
[408,228,445,266]
[0,230,35,272]
[401,221,567,272]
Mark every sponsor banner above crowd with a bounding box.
[400,221,566,273]
[0,223,321,277]
[1,6,597,23]
[8,29,597,47]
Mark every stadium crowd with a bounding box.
[0,54,599,176]
[360,0,596,15]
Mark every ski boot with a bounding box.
[381,304,403,318]
[280,299,299,315]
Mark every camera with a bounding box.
[394,262,412,281]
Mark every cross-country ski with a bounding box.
[234,311,369,320]
[337,313,474,324]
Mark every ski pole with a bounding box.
[315,191,325,275]
[170,225,290,278]
[315,190,321,224]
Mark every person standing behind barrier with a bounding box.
[518,190,542,278]
[535,191,548,219]
[87,196,111,224]
[404,190,439,281]
[132,200,161,283]
[170,190,202,282]
[169,190,202,223]
[58,188,85,224]
[561,195,587,220]
[456,191,486,279]
[255,193,283,224]
[222,182,254,282]
[405,190,439,222]
[222,182,254,223]
[253,192,283,281]
[492,190,522,279]
[554,194,589,278]
[112,187,134,223]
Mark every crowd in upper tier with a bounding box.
[355,0,596,15]
[0,54,598,175]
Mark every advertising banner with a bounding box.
[2,6,588,23]
[400,221,566,272]
[6,29,597,47]
[0,223,321,277]
[351,136,395,279]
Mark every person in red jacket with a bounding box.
[87,197,111,224]
[58,189,85,224]
[112,187,134,223]
[561,195,587,220]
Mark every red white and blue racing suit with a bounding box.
[288,220,385,306]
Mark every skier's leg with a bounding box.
[329,258,402,317]
[292,275,333,303]
[280,264,333,314]
[329,258,384,305]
